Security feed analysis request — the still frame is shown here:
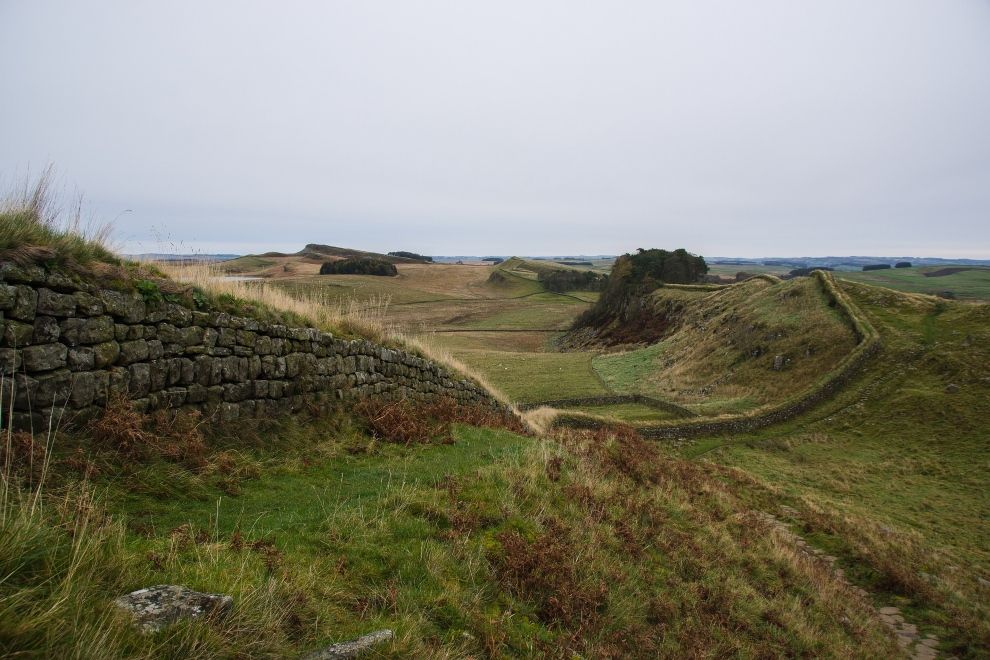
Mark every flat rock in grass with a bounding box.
[114,585,233,632]
[302,629,395,659]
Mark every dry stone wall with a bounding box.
[0,263,504,430]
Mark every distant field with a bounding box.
[838,266,990,300]
[445,349,608,403]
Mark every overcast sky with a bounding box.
[2,1,989,258]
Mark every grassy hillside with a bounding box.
[698,280,990,656]
[593,276,859,415]
[4,404,906,658]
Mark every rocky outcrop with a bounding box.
[0,262,505,430]
[302,630,395,659]
[114,585,233,632]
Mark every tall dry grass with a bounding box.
[160,262,517,409]
[0,167,117,266]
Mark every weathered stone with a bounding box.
[945,383,959,394]
[113,585,233,633]
[0,348,21,374]
[149,360,169,392]
[33,369,73,407]
[2,320,34,347]
[32,316,61,343]
[100,290,146,323]
[164,303,192,326]
[22,343,68,371]
[147,340,164,360]
[93,340,120,368]
[186,383,208,403]
[128,363,151,397]
[109,366,130,396]
[36,288,77,316]
[0,284,16,310]
[73,291,104,316]
[69,371,98,407]
[119,340,150,365]
[10,285,38,321]
[60,316,115,345]
[68,346,97,371]
[302,629,394,660]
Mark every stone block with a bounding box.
[36,288,77,316]
[164,303,192,326]
[10,285,38,321]
[73,291,104,316]
[69,371,98,408]
[34,369,73,407]
[0,347,21,374]
[32,316,60,343]
[119,340,150,365]
[68,346,96,371]
[0,284,15,310]
[60,316,115,345]
[22,343,68,371]
[100,290,146,323]
[128,363,151,397]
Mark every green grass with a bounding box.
[593,342,667,395]
[0,203,117,267]
[839,266,990,300]
[449,349,609,403]
[2,413,901,657]
[556,401,678,424]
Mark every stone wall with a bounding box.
[0,263,505,430]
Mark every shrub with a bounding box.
[353,397,524,444]
[862,264,892,271]
[538,269,608,293]
[319,258,398,276]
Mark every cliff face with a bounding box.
[563,249,707,348]
[0,262,504,430]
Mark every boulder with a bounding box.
[113,585,233,633]
[301,629,395,660]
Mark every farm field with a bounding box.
[838,266,990,300]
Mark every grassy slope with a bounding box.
[839,266,990,300]
[593,277,859,415]
[446,350,608,403]
[699,282,990,655]
[3,416,899,658]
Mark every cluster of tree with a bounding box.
[862,264,892,271]
[482,257,504,264]
[895,261,912,268]
[538,269,608,292]
[573,248,708,332]
[320,258,398,276]
[387,251,433,262]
